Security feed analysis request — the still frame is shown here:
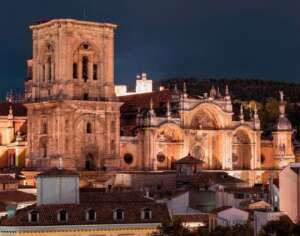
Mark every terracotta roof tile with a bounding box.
[0,191,36,204]
[1,191,169,226]
[0,175,17,184]
[175,154,204,165]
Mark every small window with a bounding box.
[42,143,47,158]
[93,64,98,80]
[141,208,152,220]
[47,57,52,81]
[83,93,89,100]
[58,210,67,222]
[28,210,39,223]
[82,56,89,82]
[114,209,124,221]
[157,153,166,163]
[86,122,92,134]
[42,122,47,134]
[73,63,78,79]
[86,209,96,221]
[123,153,133,165]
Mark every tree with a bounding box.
[259,215,294,236]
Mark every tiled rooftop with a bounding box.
[1,190,169,226]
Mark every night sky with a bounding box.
[1,0,300,97]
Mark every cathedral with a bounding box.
[0,19,298,185]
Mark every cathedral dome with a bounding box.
[276,116,292,131]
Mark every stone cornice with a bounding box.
[30,19,117,31]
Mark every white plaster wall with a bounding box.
[217,208,249,226]
[279,165,298,222]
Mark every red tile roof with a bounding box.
[178,172,244,188]
[175,154,204,165]
[0,191,36,204]
[0,175,17,184]
[1,191,169,226]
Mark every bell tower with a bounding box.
[25,19,121,170]
[272,91,295,169]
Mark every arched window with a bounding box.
[28,210,39,223]
[86,122,92,134]
[82,56,89,82]
[73,63,78,79]
[57,209,67,222]
[47,57,52,81]
[141,208,152,220]
[114,209,124,221]
[42,122,47,134]
[93,64,98,80]
[86,209,96,221]
[42,65,45,81]
[85,153,93,170]
[42,143,47,158]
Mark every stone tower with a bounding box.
[25,19,122,170]
[272,91,295,169]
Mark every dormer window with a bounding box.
[113,209,124,221]
[57,209,68,222]
[141,208,152,220]
[86,209,96,221]
[28,210,39,223]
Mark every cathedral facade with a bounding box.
[0,19,297,185]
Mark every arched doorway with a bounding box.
[85,153,94,170]
[232,130,252,170]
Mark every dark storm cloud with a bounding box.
[0,0,300,97]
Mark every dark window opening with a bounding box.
[82,56,89,82]
[86,122,92,133]
[42,122,47,134]
[93,64,98,80]
[115,209,124,220]
[143,208,151,220]
[157,153,166,163]
[85,153,93,170]
[83,93,89,100]
[30,211,38,223]
[124,153,133,165]
[87,209,96,221]
[47,57,52,81]
[73,63,78,79]
[43,144,47,158]
[58,210,67,222]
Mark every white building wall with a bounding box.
[217,208,249,226]
[37,176,79,205]
[279,164,299,223]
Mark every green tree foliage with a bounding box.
[152,218,253,236]
[259,215,296,236]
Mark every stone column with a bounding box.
[221,131,233,170]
